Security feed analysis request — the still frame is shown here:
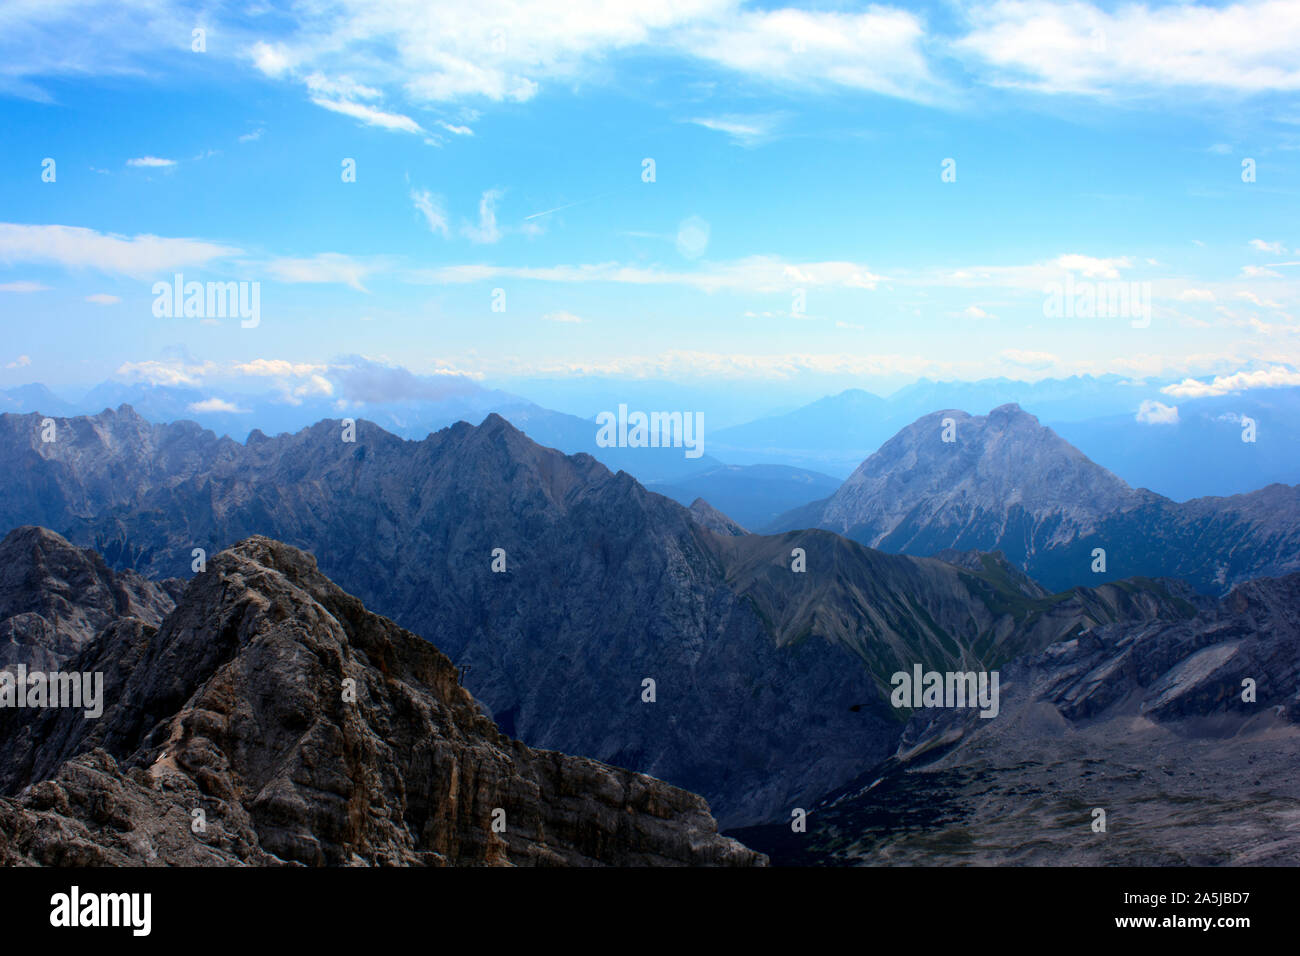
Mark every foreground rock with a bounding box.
[0,535,764,867]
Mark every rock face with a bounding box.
[0,534,764,867]
[687,497,748,536]
[734,572,1300,866]
[0,406,1200,827]
[0,526,178,671]
[772,404,1300,594]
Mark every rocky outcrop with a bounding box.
[771,404,1300,594]
[0,526,178,671]
[687,498,748,536]
[0,535,764,867]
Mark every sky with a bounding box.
[1,0,1298,413]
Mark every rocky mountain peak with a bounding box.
[0,532,765,867]
[0,525,176,671]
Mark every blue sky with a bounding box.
[1,0,1298,413]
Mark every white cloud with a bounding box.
[956,0,1300,96]
[115,359,216,387]
[238,128,265,143]
[251,41,293,77]
[126,156,176,168]
[1162,366,1300,398]
[1136,399,1179,425]
[263,253,374,291]
[0,224,241,279]
[1237,291,1284,310]
[1241,265,1282,278]
[6,355,31,369]
[411,189,450,237]
[305,73,382,100]
[85,293,120,304]
[963,305,992,319]
[542,310,584,323]
[1178,288,1216,302]
[688,114,781,145]
[0,281,49,293]
[309,96,422,133]
[188,397,249,414]
[682,6,939,101]
[1052,254,1131,279]
[233,359,329,378]
[1249,238,1286,254]
[411,255,885,292]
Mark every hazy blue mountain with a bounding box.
[0,384,78,417]
[11,378,721,484]
[770,403,1300,594]
[886,375,1151,424]
[647,463,841,529]
[1053,386,1300,501]
[711,376,1156,477]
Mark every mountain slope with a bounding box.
[772,404,1300,594]
[0,534,763,867]
[0,525,178,670]
[735,572,1300,866]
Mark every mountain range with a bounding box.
[772,404,1300,595]
[0,404,1214,827]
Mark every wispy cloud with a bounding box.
[687,113,783,146]
[411,189,450,237]
[0,224,241,279]
[263,253,375,291]
[126,156,176,168]
[410,255,885,292]
[309,96,422,133]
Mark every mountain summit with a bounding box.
[772,404,1300,593]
